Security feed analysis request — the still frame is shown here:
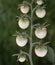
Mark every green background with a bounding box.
[0,0,55,65]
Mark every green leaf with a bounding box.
[47,46,55,63]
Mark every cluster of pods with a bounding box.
[15,0,49,63]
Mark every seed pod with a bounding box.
[35,27,47,39]
[36,0,44,5]
[18,18,29,29]
[17,54,26,62]
[35,8,46,18]
[20,4,30,14]
[35,45,48,57]
[16,35,28,47]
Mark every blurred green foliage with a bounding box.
[0,0,55,65]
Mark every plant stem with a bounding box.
[29,0,34,65]
[29,55,33,65]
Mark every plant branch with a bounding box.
[28,1,34,65]
[23,1,31,6]
[33,42,41,45]
[12,54,19,56]
[29,55,33,65]
[32,5,39,13]
[43,41,50,46]
[20,50,29,56]
[20,14,31,20]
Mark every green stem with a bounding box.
[29,0,34,65]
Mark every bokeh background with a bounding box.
[0,0,55,65]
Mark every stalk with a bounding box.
[29,0,34,65]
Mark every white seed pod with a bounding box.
[35,8,46,18]
[35,27,47,39]
[36,0,43,5]
[35,45,48,57]
[18,18,29,29]
[18,55,26,62]
[16,35,28,47]
[20,5,29,14]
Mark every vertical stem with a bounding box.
[29,55,33,65]
[29,0,33,54]
[29,0,34,65]
[30,4,33,44]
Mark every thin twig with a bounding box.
[42,22,48,26]
[44,24,50,27]
[33,42,41,46]
[32,5,39,13]
[23,1,31,6]
[12,54,19,56]
[20,50,29,56]
[43,41,50,46]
